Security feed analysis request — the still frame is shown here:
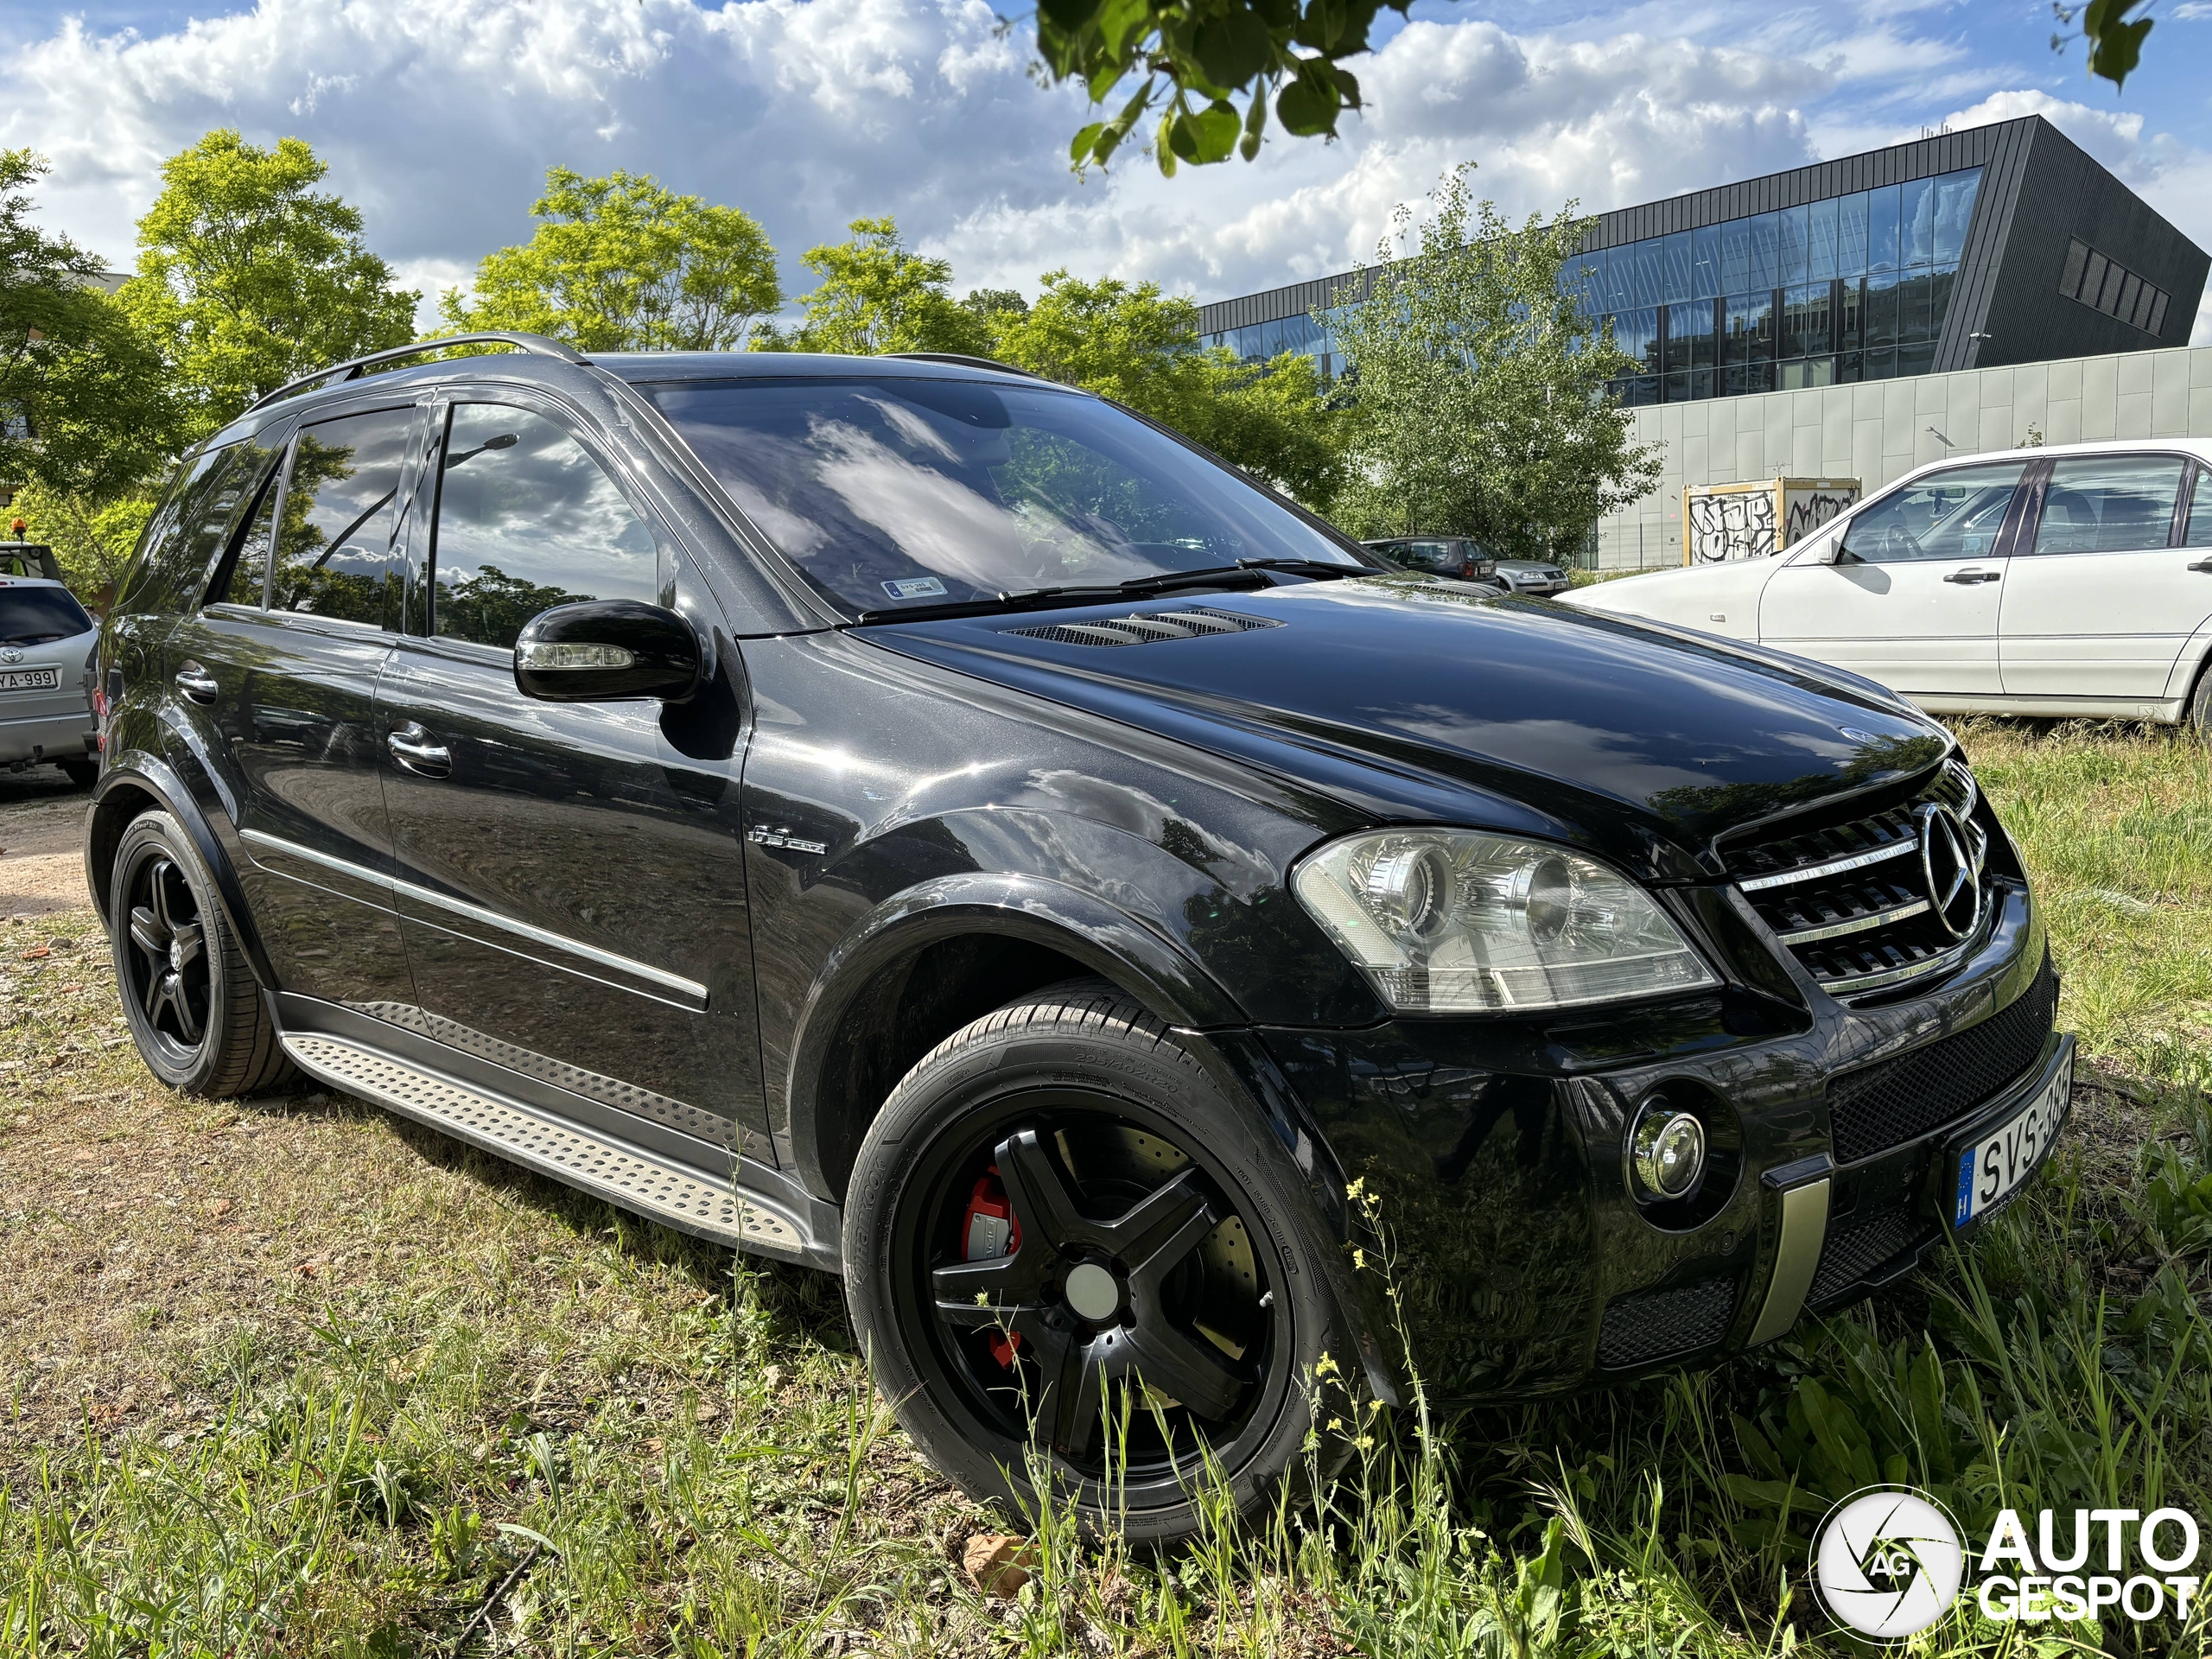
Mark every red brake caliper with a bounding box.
[963,1166,1025,1370]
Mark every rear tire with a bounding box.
[108,810,293,1096]
[2190,662,2212,735]
[842,978,1347,1542]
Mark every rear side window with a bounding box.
[0,587,94,645]
[218,464,282,607]
[2031,455,2187,555]
[271,407,416,627]
[429,403,660,650]
[118,444,251,613]
[1841,461,2025,564]
[2187,472,2212,548]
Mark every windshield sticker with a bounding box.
[882,576,949,601]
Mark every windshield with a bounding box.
[0,588,92,645]
[642,375,1365,614]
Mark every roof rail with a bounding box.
[246,332,589,414]
[883,352,1045,380]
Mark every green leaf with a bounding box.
[1039,0,1107,34]
[1186,102,1242,163]
[1193,8,1274,90]
[1330,64,1360,108]
[1275,63,1340,136]
[1070,122,1106,164]
[1156,111,1180,176]
[1238,88,1268,161]
[2083,0,2152,90]
[1096,0,1152,57]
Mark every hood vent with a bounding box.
[1004,607,1282,648]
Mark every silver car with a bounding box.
[1493,560,1571,596]
[0,578,99,785]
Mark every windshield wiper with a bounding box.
[854,564,1269,625]
[1235,556,1375,578]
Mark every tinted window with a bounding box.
[218,465,281,607]
[0,587,94,645]
[430,404,660,650]
[121,444,255,614]
[271,408,415,627]
[646,376,1361,616]
[2186,472,2212,549]
[1840,462,2025,564]
[2031,455,2186,555]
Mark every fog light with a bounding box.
[1632,1109,1707,1198]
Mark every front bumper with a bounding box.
[1256,874,2056,1401]
[0,707,97,766]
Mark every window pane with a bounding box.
[2033,455,2187,555]
[1808,196,1840,283]
[1896,270,1935,346]
[1780,204,1810,287]
[1724,292,1774,364]
[1841,461,2025,563]
[271,410,412,626]
[2185,474,2212,547]
[1901,176,1934,268]
[1927,263,1958,343]
[1611,308,1661,374]
[1719,218,1752,294]
[1659,232,1693,305]
[2117,273,2141,325]
[1782,283,1832,359]
[1604,245,1630,311]
[1778,357,1834,389]
[432,404,661,650]
[1690,226,1722,300]
[219,467,279,607]
[1933,168,1980,263]
[1837,279,1864,352]
[2150,292,2170,334]
[1836,193,1870,278]
[1864,270,1899,355]
[2059,239,2090,300]
[1868,183,1901,271]
[0,587,93,644]
[1749,213,1781,291]
[1632,239,1669,308]
[1664,301,1714,373]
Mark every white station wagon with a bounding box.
[1567,439,2212,729]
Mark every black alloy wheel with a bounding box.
[913,1109,1273,1481]
[844,980,1344,1539]
[106,810,293,1096]
[120,845,210,1064]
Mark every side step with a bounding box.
[281,1033,826,1267]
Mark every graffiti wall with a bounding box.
[1687,489,1776,563]
[1781,483,1860,544]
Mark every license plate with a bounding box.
[1952,1046,2072,1228]
[0,667,58,692]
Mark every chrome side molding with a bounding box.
[1749,1153,1834,1344]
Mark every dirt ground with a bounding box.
[0,764,99,915]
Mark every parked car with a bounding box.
[90,334,2065,1541]
[1565,439,2212,727]
[1362,536,1500,587]
[0,576,100,785]
[1493,558,1572,596]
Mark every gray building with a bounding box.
[1195,115,2209,563]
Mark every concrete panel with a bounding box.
[1979,406,2018,451]
[2115,391,2152,436]
[2193,386,2212,436]
[2193,350,2212,388]
[1794,390,1823,428]
[2152,355,2190,434]
[2048,398,2083,444]
[2082,354,2119,418]
[1976,367,2013,408]
[2117,353,2156,396]
[1738,432,1764,476]
[1855,384,1886,420]
[2012,363,2049,408]
[2048,359,2083,401]
[1822,395,1855,458]
[1790,427,1823,474]
[1853,419,1885,482]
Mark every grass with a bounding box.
[2,718,2209,1655]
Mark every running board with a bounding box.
[280,1032,827,1267]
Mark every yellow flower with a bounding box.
[1346,1178,1366,1200]
[1314,1352,1338,1377]
[1353,1248,1368,1270]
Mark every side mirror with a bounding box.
[513,600,703,703]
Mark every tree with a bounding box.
[760,219,988,356]
[442,168,781,353]
[119,130,419,440]
[6,479,156,605]
[986,270,1344,505]
[1326,163,1659,558]
[0,149,181,501]
[1047,0,2154,176]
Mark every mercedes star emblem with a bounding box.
[1915,802,1981,939]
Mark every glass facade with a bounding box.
[1199,167,1982,405]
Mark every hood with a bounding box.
[863,575,1949,880]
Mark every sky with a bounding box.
[3,0,2209,344]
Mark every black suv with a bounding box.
[90,334,2068,1540]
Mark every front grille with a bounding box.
[1826,953,2057,1165]
[1731,761,1987,998]
[1596,1275,1738,1368]
[1808,1207,1934,1306]
[1003,607,1281,647]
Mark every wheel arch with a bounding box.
[784,873,1249,1205]
[87,751,279,990]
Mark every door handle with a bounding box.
[2190,557,2212,574]
[386,721,452,778]
[1942,569,2000,584]
[174,662,219,703]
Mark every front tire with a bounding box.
[108,810,292,1096]
[842,979,1346,1542]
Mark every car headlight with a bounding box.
[1290,830,1718,1013]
